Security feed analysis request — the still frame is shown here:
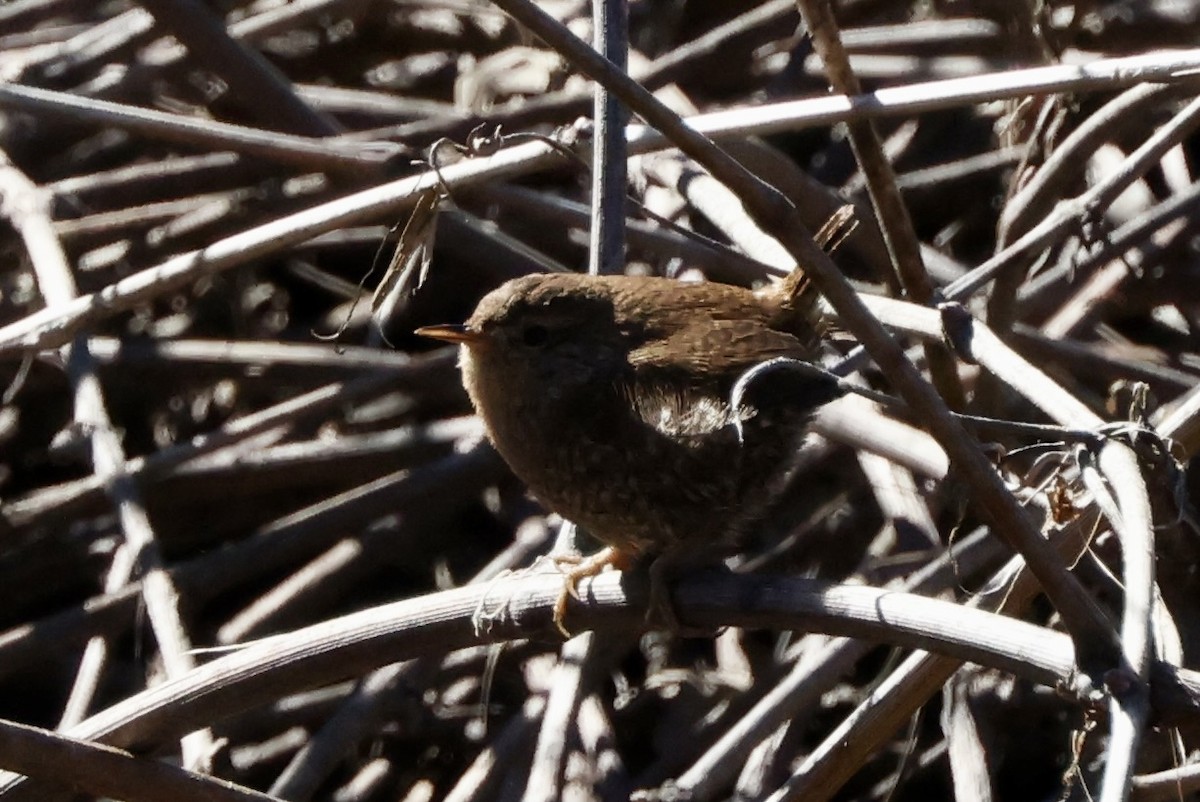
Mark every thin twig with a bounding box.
[0,83,390,172]
[135,0,340,137]
[796,0,964,408]
[0,719,279,802]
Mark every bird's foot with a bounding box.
[646,553,682,631]
[549,546,633,637]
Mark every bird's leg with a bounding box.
[646,548,693,631]
[551,546,634,637]
[646,544,739,632]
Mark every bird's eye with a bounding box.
[521,324,549,347]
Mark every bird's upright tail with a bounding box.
[778,205,856,345]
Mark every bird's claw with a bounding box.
[547,547,628,637]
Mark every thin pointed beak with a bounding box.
[415,323,485,345]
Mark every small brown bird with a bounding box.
[417,270,841,631]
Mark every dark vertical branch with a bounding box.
[588,0,628,276]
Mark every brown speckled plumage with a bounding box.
[421,272,838,564]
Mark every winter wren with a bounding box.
[417,270,841,630]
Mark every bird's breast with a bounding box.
[458,344,809,553]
